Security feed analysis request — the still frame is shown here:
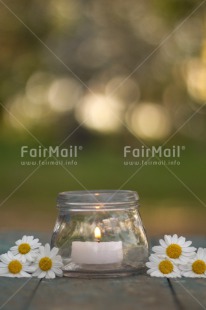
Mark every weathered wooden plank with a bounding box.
[0,278,40,310]
[29,236,203,310]
[169,236,206,310]
[0,233,206,310]
[169,279,206,310]
[27,276,178,310]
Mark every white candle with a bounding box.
[71,226,123,264]
[71,241,123,264]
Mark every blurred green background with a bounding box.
[0,0,206,237]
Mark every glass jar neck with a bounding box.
[57,190,139,211]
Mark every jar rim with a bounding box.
[57,190,139,210]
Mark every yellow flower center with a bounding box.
[18,243,31,254]
[39,257,52,271]
[8,260,22,274]
[166,244,182,259]
[192,260,206,274]
[159,260,174,274]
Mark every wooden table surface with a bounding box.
[0,232,205,310]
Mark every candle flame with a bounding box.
[94,227,101,239]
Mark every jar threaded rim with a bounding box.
[57,190,139,210]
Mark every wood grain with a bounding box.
[0,233,205,310]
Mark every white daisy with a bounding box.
[152,234,196,264]
[10,235,41,263]
[180,248,206,278]
[0,251,34,278]
[32,244,63,279]
[146,254,181,278]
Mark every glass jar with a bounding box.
[51,190,148,278]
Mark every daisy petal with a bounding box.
[20,271,31,278]
[197,248,204,259]
[152,246,165,254]
[52,268,63,276]
[33,269,41,277]
[177,236,186,246]
[164,235,172,245]
[48,270,55,279]
[159,239,167,248]
[150,270,162,277]
[50,247,59,258]
[22,236,27,242]
[183,247,196,253]
[38,271,46,278]
[45,244,50,256]
[172,234,178,244]
[182,241,192,247]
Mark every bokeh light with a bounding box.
[26,71,54,106]
[127,102,171,140]
[184,58,206,103]
[49,0,81,28]
[48,77,83,112]
[105,76,140,103]
[75,93,123,133]
[4,93,54,130]
[0,0,206,236]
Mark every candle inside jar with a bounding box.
[71,226,123,265]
